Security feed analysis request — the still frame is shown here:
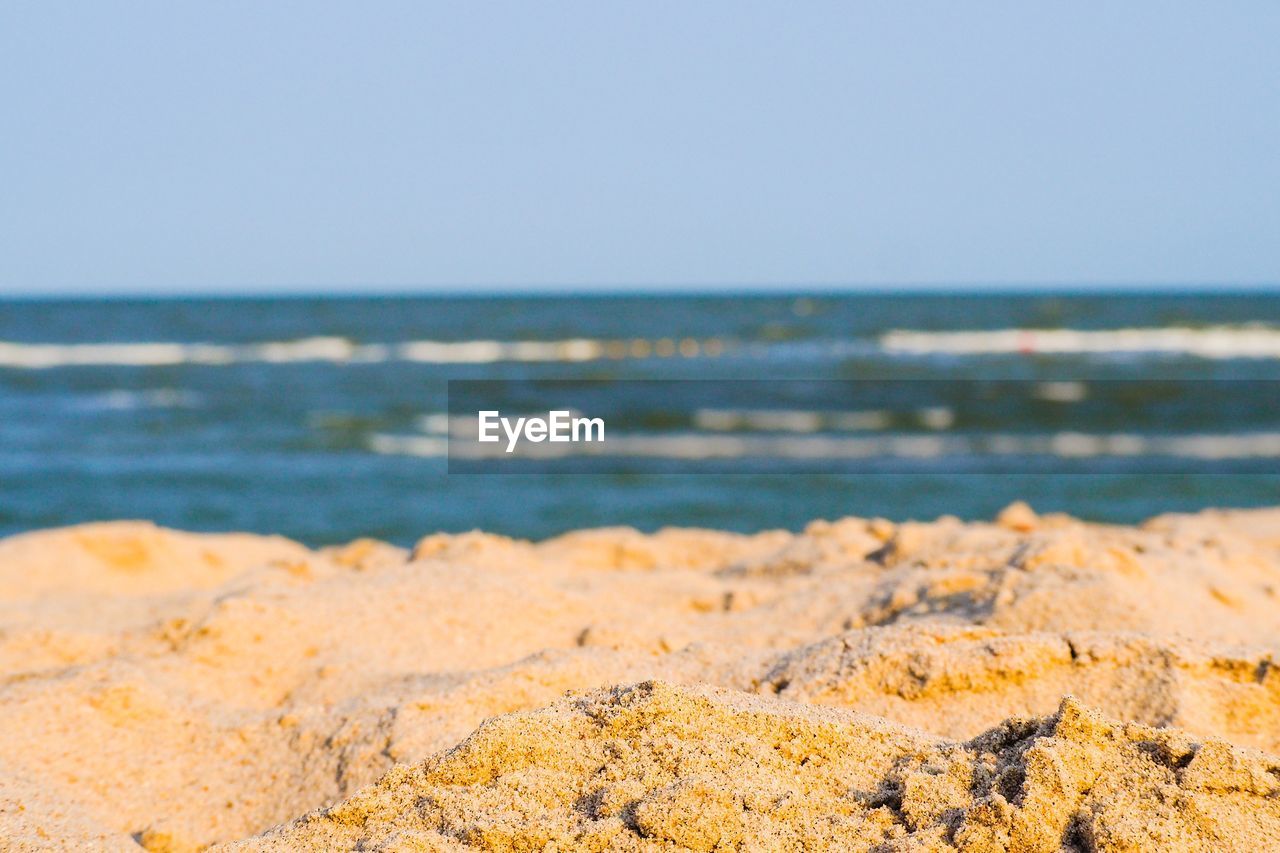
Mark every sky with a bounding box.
[1,2,1278,296]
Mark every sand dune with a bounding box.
[1,506,1278,850]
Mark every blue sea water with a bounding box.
[1,293,1279,545]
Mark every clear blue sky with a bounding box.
[1,2,1278,295]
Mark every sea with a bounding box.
[2,292,1279,546]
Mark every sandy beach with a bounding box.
[7,0,1280,847]
[0,504,1275,850]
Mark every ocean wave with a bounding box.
[0,336,727,368]
[0,337,356,368]
[367,433,450,457]
[879,325,1280,359]
[80,389,203,411]
[5,325,1280,370]
[369,429,1280,462]
[691,408,957,432]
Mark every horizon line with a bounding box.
[4,281,1280,301]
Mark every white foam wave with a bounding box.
[369,430,1280,462]
[0,336,727,369]
[82,389,203,411]
[367,434,450,457]
[691,408,954,433]
[7,325,1280,369]
[880,325,1280,359]
[0,337,356,368]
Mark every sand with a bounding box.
[0,505,1278,851]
